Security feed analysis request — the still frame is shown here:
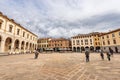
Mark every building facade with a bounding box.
[37,38,51,51]
[0,12,38,54]
[71,32,101,52]
[48,38,71,52]
[100,28,120,53]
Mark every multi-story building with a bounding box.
[37,38,51,51]
[71,32,101,52]
[100,28,120,53]
[0,12,38,54]
[48,38,71,52]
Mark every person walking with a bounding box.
[109,48,114,57]
[85,50,90,62]
[106,51,111,61]
[34,49,39,59]
[100,49,104,60]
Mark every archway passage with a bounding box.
[81,47,85,52]
[73,47,76,52]
[0,36,2,51]
[96,46,100,51]
[14,39,20,50]
[77,47,80,52]
[115,47,118,53]
[21,41,25,50]
[85,46,89,51]
[26,42,28,50]
[5,37,12,52]
[90,46,94,52]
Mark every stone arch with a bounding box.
[29,43,32,50]
[21,41,25,50]
[26,42,29,50]
[0,35,2,51]
[33,44,35,50]
[81,47,85,51]
[90,46,94,51]
[4,37,12,52]
[96,46,100,51]
[77,47,80,52]
[14,39,20,50]
[115,47,118,53]
[73,47,76,52]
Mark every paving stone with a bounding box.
[0,53,120,80]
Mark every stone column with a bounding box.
[24,42,26,53]
[0,39,5,53]
[18,41,21,54]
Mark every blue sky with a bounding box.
[0,0,120,38]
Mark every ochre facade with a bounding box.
[48,38,71,51]
[71,32,101,52]
[0,12,38,54]
[100,28,120,53]
[37,38,50,51]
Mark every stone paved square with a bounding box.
[0,53,120,80]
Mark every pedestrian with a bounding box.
[85,50,90,62]
[109,48,114,57]
[34,49,39,59]
[100,49,104,60]
[106,51,111,61]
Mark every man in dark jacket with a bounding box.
[85,50,90,62]
[106,51,111,61]
[100,49,104,60]
[34,49,39,59]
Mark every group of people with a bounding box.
[34,49,114,62]
[85,49,114,62]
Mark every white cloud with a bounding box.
[0,0,120,38]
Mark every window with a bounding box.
[107,40,110,45]
[95,42,97,45]
[27,34,29,38]
[102,36,104,39]
[81,40,83,42]
[106,35,109,38]
[76,40,79,45]
[23,31,25,37]
[103,41,105,45]
[90,39,92,43]
[113,39,116,44]
[17,29,20,35]
[112,33,115,37]
[9,25,13,32]
[85,39,88,42]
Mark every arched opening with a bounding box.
[81,47,85,52]
[115,47,118,53]
[73,47,76,52]
[96,46,100,52]
[90,46,94,51]
[29,43,32,51]
[26,42,28,50]
[77,47,80,52]
[21,41,25,50]
[14,39,19,50]
[33,44,35,50]
[0,36,2,51]
[21,41,25,53]
[85,46,89,51]
[5,37,12,52]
